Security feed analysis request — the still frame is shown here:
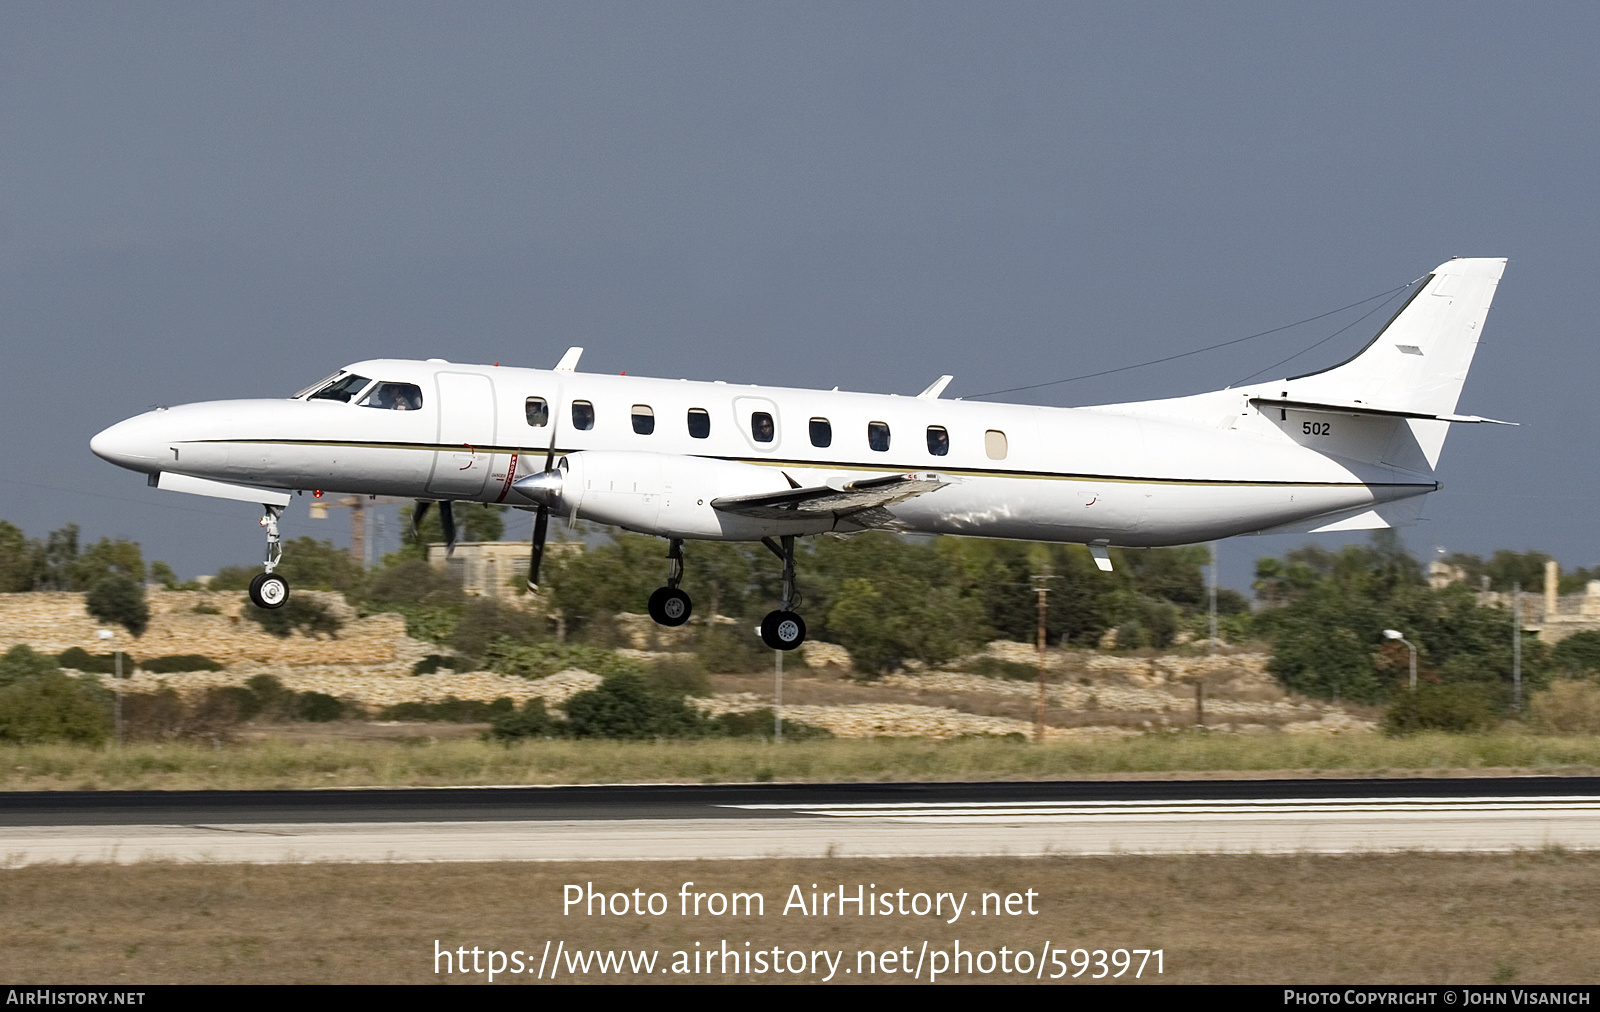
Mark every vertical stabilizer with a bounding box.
[1283,257,1506,418]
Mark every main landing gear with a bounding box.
[759,535,806,651]
[643,535,808,652]
[248,504,290,609]
[647,539,693,627]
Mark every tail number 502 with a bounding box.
[1302,421,1331,436]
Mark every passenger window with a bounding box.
[926,426,949,456]
[868,421,891,452]
[687,408,710,439]
[525,397,549,427]
[631,404,655,435]
[809,418,831,448]
[985,429,1008,460]
[358,382,423,411]
[751,411,775,443]
[572,400,595,431]
[307,374,372,403]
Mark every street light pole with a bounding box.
[1208,542,1218,656]
[1512,581,1523,711]
[96,628,121,744]
[1032,566,1051,744]
[1384,629,1417,690]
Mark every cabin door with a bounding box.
[427,372,498,498]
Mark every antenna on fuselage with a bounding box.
[554,347,584,372]
[917,375,954,399]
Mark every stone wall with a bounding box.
[0,590,430,670]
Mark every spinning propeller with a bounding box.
[521,420,564,591]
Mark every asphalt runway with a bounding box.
[3,778,1600,865]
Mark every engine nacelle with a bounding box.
[516,451,836,540]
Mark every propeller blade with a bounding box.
[527,506,550,591]
[439,500,458,556]
[412,500,432,538]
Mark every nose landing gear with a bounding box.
[248,505,290,610]
[647,538,693,627]
[759,535,806,651]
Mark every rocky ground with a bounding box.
[80,634,1375,740]
[6,591,1379,738]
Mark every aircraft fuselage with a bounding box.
[91,357,1435,548]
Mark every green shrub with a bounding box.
[1551,632,1600,678]
[55,647,117,674]
[121,686,244,741]
[695,625,767,674]
[450,598,545,658]
[362,559,463,608]
[244,674,295,719]
[1529,681,1600,734]
[295,691,347,722]
[563,674,707,739]
[380,696,515,722]
[646,656,712,697]
[212,685,263,721]
[382,605,461,645]
[411,655,462,675]
[489,698,561,740]
[963,656,1040,681]
[2,645,67,685]
[709,709,833,739]
[140,654,224,673]
[1383,684,1499,735]
[244,597,343,638]
[0,671,111,745]
[484,639,643,681]
[207,566,257,591]
[85,575,149,636]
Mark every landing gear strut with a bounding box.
[647,538,692,627]
[760,535,806,651]
[248,504,289,609]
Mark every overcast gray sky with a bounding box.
[2,2,1594,590]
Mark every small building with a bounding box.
[1437,558,1600,645]
[425,541,581,601]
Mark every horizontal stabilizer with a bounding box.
[1247,397,1516,425]
[712,472,947,522]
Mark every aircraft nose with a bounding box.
[90,414,165,473]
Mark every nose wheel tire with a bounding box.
[648,587,693,627]
[760,610,806,650]
[248,572,290,609]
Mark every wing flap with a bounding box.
[711,473,947,521]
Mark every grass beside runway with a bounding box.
[7,731,1600,790]
[3,852,1597,984]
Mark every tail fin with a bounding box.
[1283,257,1506,418]
[1086,257,1509,473]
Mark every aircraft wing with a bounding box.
[711,472,948,528]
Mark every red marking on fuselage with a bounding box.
[495,453,520,503]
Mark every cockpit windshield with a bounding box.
[293,372,342,399]
[358,382,424,411]
[306,374,373,403]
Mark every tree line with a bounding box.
[5,514,1599,714]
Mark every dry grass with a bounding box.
[3,853,1597,983]
[6,732,1600,791]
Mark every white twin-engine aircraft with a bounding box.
[91,257,1509,650]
